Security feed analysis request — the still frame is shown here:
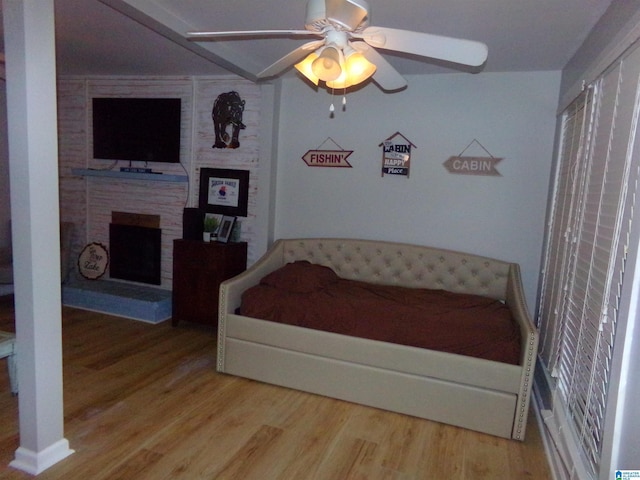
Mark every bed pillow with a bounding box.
[260,261,339,293]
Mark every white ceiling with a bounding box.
[3,0,614,80]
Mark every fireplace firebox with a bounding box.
[109,222,161,285]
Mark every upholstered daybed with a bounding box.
[217,238,538,440]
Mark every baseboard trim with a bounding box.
[9,439,74,475]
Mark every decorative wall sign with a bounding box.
[199,168,250,217]
[212,91,246,149]
[302,138,353,168]
[379,132,416,177]
[77,242,109,280]
[444,139,503,176]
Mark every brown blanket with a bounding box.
[240,261,521,365]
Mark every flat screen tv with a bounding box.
[92,97,181,164]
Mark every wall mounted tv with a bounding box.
[92,97,181,164]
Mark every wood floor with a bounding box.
[0,295,551,479]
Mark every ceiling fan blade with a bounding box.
[352,42,407,91]
[257,40,325,78]
[359,27,488,67]
[186,29,321,40]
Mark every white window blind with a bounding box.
[538,43,640,478]
[538,88,594,367]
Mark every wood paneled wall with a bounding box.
[57,76,261,289]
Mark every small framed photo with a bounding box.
[217,216,236,243]
[198,168,249,217]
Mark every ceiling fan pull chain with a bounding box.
[329,87,335,113]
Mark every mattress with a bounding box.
[240,261,521,365]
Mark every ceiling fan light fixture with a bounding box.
[294,52,320,85]
[325,47,376,89]
[325,69,350,89]
[344,49,376,84]
[311,45,343,81]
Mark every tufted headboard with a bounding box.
[280,238,512,300]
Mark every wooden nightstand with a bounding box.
[172,239,247,328]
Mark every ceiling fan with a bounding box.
[187,0,488,92]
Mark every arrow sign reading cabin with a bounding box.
[443,139,503,177]
[443,156,503,176]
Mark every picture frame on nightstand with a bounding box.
[217,216,236,243]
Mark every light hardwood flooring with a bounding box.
[0,296,551,479]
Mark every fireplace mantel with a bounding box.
[72,168,188,183]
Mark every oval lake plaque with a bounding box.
[78,242,109,280]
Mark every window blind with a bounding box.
[538,43,640,478]
[538,88,594,369]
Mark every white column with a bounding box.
[3,0,74,474]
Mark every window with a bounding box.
[538,45,640,478]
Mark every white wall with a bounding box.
[275,71,561,309]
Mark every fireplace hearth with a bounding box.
[61,211,169,323]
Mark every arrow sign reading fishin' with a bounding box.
[443,156,503,176]
[302,150,353,168]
